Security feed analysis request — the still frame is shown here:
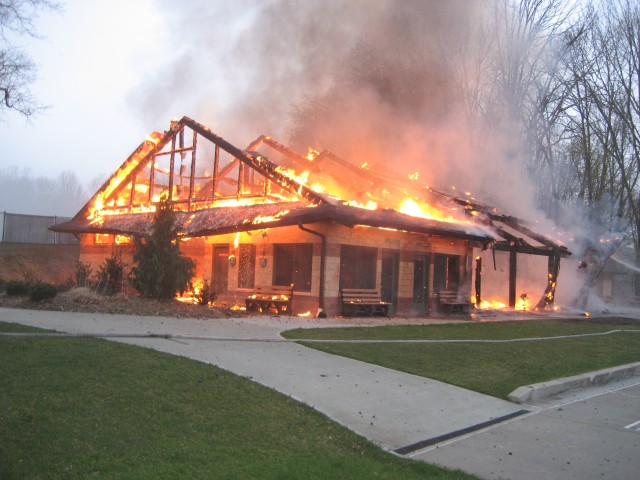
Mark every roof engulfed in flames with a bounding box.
[52,116,569,257]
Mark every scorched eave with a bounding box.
[51,200,496,244]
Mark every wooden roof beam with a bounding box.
[180,117,331,206]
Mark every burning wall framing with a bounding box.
[53,117,570,315]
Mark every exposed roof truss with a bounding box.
[74,117,330,223]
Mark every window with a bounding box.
[433,254,460,292]
[94,234,131,245]
[114,235,131,245]
[95,234,110,244]
[339,245,377,289]
[273,243,313,292]
[238,244,256,289]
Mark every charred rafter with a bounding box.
[246,135,323,175]
[427,185,570,258]
[72,122,183,222]
[81,118,334,223]
[181,117,330,206]
[240,136,569,260]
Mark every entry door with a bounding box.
[212,245,229,293]
[413,254,430,314]
[381,250,399,314]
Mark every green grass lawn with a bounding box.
[0,321,477,480]
[282,318,640,399]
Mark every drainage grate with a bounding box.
[393,409,530,455]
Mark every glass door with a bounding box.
[381,250,399,314]
[413,254,430,314]
[212,245,229,293]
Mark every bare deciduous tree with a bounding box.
[0,0,60,118]
[559,1,640,243]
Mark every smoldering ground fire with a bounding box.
[52,116,570,316]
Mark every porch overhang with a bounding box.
[52,201,494,244]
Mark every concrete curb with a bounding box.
[508,362,640,404]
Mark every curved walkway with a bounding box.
[0,307,524,453]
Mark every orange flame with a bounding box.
[88,131,163,220]
[345,200,378,210]
[516,296,530,311]
[477,294,531,311]
[88,131,478,239]
[306,148,319,161]
[398,198,457,222]
[477,299,507,310]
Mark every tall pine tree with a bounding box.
[131,197,196,299]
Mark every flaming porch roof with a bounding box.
[55,200,492,242]
[52,117,569,256]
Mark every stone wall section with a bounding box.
[78,221,475,316]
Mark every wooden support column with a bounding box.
[188,130,197,211]
[509,250,517,308]
[535,254,561,310]
[475,256,482,307]
[148,158,156,203]
[238,158,245,196]
[178,128,185,195]
[129,175,136,206]
[212,145,219,198]
[168,136,177,201]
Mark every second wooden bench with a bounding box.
[341,288,390,317]
[437,290,472,314]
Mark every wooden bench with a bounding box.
[341,288,390,317]
[245,284,294,314]
[626,296,640,306]
[438,290,472,314]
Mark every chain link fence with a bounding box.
[0,212,78,245]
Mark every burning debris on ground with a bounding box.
[52,117,571,317]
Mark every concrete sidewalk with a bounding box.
[0,307,525,453]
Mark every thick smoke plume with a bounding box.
[132,1,628,310]
[134,0,538,218]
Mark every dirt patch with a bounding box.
[0,243,79,284]
[0,244,241,320]
[0,288,236,319]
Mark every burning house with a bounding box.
[52,117,570,316]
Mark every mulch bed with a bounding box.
[0,290,235,319]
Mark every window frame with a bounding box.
[272,243,313,292]
[339,245,377,289]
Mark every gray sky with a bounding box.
[0,0,547,224]
[0,0,296,190]
[0,0,171,184]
